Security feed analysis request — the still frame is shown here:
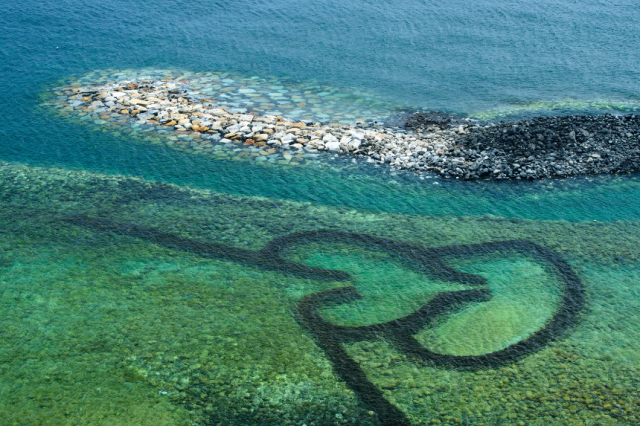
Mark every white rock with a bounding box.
[281,133,297,144]
[348,139,361,150]
[226,124,242,133]
[325,141,341,151]
[323,134,339,144]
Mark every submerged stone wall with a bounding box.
[3,162,640,425]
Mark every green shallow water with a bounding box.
[1,162,640,425]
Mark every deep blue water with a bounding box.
[1,0,640,221]
[4,0,639,111]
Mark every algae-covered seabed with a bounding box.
[1,162,639,426]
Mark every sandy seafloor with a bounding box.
[1,161,640,425]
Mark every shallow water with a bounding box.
[1,164,639,425]
[2,0,640,424]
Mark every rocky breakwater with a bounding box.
[61,79,403,164]
[58,78,640,181]
[396,113,640,180]
[59,78,470,171]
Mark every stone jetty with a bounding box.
[52,72,640,180]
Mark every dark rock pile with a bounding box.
[407,114,640,180]
[402,111,460,130]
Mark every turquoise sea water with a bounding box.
[2,1,640,425]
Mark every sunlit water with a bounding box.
[2,0,640,424]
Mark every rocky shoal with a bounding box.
[403,112,640,180]
[57,77,640,180]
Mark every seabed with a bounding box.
[1,161,640,425]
